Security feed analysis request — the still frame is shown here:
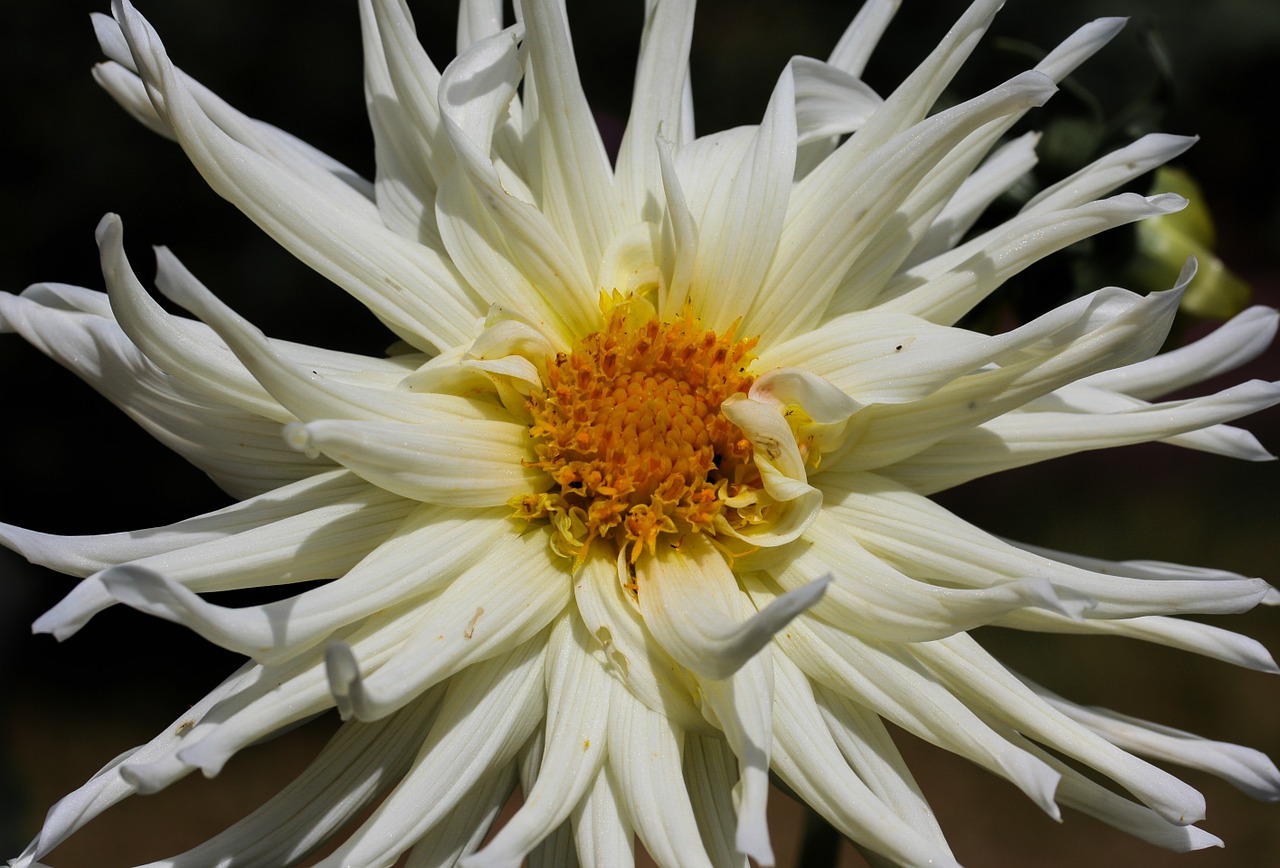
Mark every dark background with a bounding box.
[2,1,1278,865]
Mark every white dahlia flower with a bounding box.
[4,0,1279,866]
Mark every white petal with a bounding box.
[457,0,504,53]
[436,28,598,342]
[316,637,548,867]
[571,548,707,735]
[1025,678,1280,801]
[615,0,696,222]
[657,134,699,316]
[874,193,1187,324]
[638,533,827,680]
[996,608,1279,673]
[682,734,748,868]
[0,281,333,499]
[1023,742,1224,852]
[748,578,1062,817]
[904,131,1039,267]
[694,644,777,865]
[769,509,1074,642]
[570,769,635,868]
[4,468,364,582]
[1022,132,1197,216]
[11,662,257,866]
[92,13,378,212]
[888,379,1280,491]
[404,764,520,868]
[96,217,285,421]
[98,506,509,662]
[358,0,448,246]
[464,614,609,867]
[825,471,1272,619]
[1082,305,1280,400]
[148,691,443,867]
[754,70,1057,344]
[283,416,546,507]
[811,684,949,850]
[792,57,882,146]
[112,0,481,352]
[769,648,960,867]
[915,633,1207,825]
[605,682,714,868]
[519,0,620,275]
[324,529,569,721]
[693,65,797,334]
[150,238,485,425]
[834,283,1186,471]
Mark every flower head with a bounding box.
[4,0,1279,866]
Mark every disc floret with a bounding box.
[513,298,761,563]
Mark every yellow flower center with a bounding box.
[512,302,761,564]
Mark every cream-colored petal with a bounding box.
[874,192,1186,325]
[615,0,696,223]
[747,578,1062,817]
[903,131,1039,268]
[358,0,447,247]
[791,57,881,147]
[638,533,827,680]
[315,637,548,867]
[1082,305,1279,400]
[92,13,378,210]
[693,66,797,334]
[10,662,256,867]
[811,685,949,850]
[683,734,747,868]
[113,0,482,352]
[914,633,1206,825]
[887,379,1280,491]
[768,509,1072,642]
[754,71,1056,344]
[457,0,504,52]
[769,648,960,867]
[324,530,569,721]
[1032,748,1223,853]
[143,690,443,868]
[284,416,546,507]
[1022,132,1196,216]
[606,682,714,868]
[436,28,598,341]
[519,0,620,274]
[824,470,1273,618]
[833,282,1186,471]
[98,505,510,663]
[995,608,1279,673]
[7,470,368,584]
[570,768,635,868]
[572,548,708,735]
[693,649,776,866]
[404,764,520,868]
[152,239,487,425]
[657,135,698,316]
[1024,677,1280,801]
[464,615,609,867]
[0,280,333,499]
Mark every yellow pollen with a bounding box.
[513,303,760,564]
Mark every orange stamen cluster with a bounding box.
[514,303,760,563]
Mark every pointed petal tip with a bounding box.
[324,640,361,720]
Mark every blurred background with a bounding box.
[1,0,1278,865]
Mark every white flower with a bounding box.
[4,0,1279,866]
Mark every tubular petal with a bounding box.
[638,533,828,680]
